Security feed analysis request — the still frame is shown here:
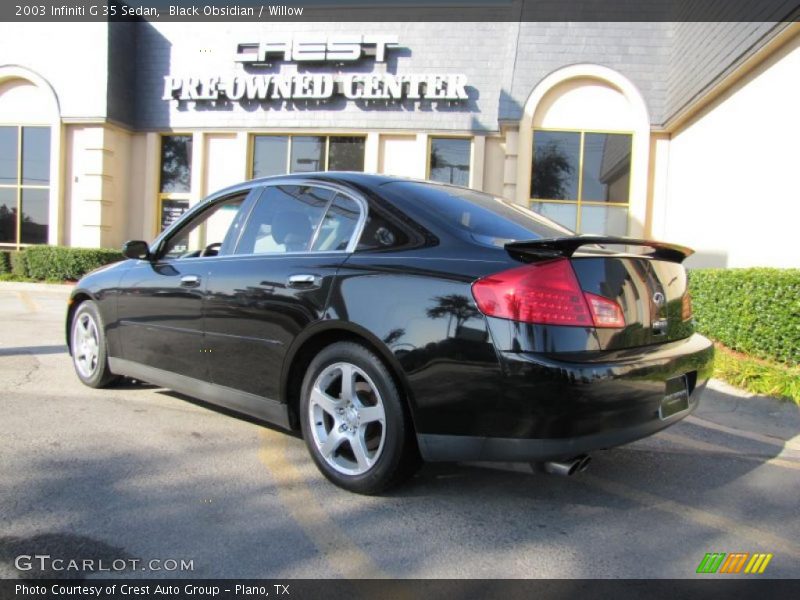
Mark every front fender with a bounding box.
[66,260,131,356]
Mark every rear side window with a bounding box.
[236,185,331,254]
[382,181,571,246]
[311,194,361,252]
[356,210,411,251]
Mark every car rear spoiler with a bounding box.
[505,236,694,264]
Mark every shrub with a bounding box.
[0,250,11,274]
[0,250,31,277]
[689,268,800,366]
[10,250,27,277]
[23,246,123,281]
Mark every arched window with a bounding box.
[0,123,51,245]
[0,73,59,247]
[517,66,650,237]
[531,128,631,234]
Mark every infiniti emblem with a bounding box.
[652,292,666,305]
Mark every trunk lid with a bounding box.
[504,236,695,350]
[570,255,694,349]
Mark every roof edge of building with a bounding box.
[662,22,799,133]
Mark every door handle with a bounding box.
[287,274,319,288]
[180,275,201,288]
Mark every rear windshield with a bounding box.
[381,181,571,246]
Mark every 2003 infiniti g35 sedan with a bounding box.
[67,173,713,493]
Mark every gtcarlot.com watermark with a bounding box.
[14,554,194,573]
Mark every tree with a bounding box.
[161,136,193,193]
[426,294,480,338]
[531,142,574,199]
[382,328,406,345]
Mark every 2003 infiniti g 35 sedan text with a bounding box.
[66,173,713,493]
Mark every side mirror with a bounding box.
[122,240,151,261]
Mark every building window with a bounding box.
[429,137,470,186]
[159,135,193,232]
[530,129,631,235]
[251,135,365,179]
[0,125,50,246]
[328,137,366,172]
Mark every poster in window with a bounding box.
[160,199,189,232]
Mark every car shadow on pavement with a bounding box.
[155,389,304,440]
[317,423,800,577]
[2,435,319,579]
[0,345,67,357]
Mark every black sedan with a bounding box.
[66,173,713,493]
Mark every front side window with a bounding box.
[159,135,193,232]
[531,129,631,235]
[0,125,51,246]
[429,137,471,186]
[251,136,366,179]
[161,194,246,260]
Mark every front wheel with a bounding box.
[300,342,420,494]
[70,300,118,388]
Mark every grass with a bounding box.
[0,273,36,282]
[712,343,800,405]
[0,273,72,284]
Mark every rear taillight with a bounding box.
[584,292,626,328]
[471,258,625,328]
[681,292,693,321]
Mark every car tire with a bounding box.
[300,341,420,494]
[70,300,119,388]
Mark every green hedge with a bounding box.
[0,251,11,274]
[2,246,123,281]
[689,268,800,366]
[0,250,27,277]
[11,250,27,277]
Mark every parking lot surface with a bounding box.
[1,282,799,579]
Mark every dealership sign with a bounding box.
[162,36,469,104]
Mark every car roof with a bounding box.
[205,172,425,203]
[250,171,399,186]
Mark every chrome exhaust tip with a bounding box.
[576,454,592,472]
[533,454,591,476]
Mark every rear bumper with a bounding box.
[417,333,714,462]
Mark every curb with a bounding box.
[699,379,800,443]
[707,377,795,405]
[0,281,76,292]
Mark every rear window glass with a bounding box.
[382,181,572,246]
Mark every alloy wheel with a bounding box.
[308,361,387,476]
[73,312,100,378]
